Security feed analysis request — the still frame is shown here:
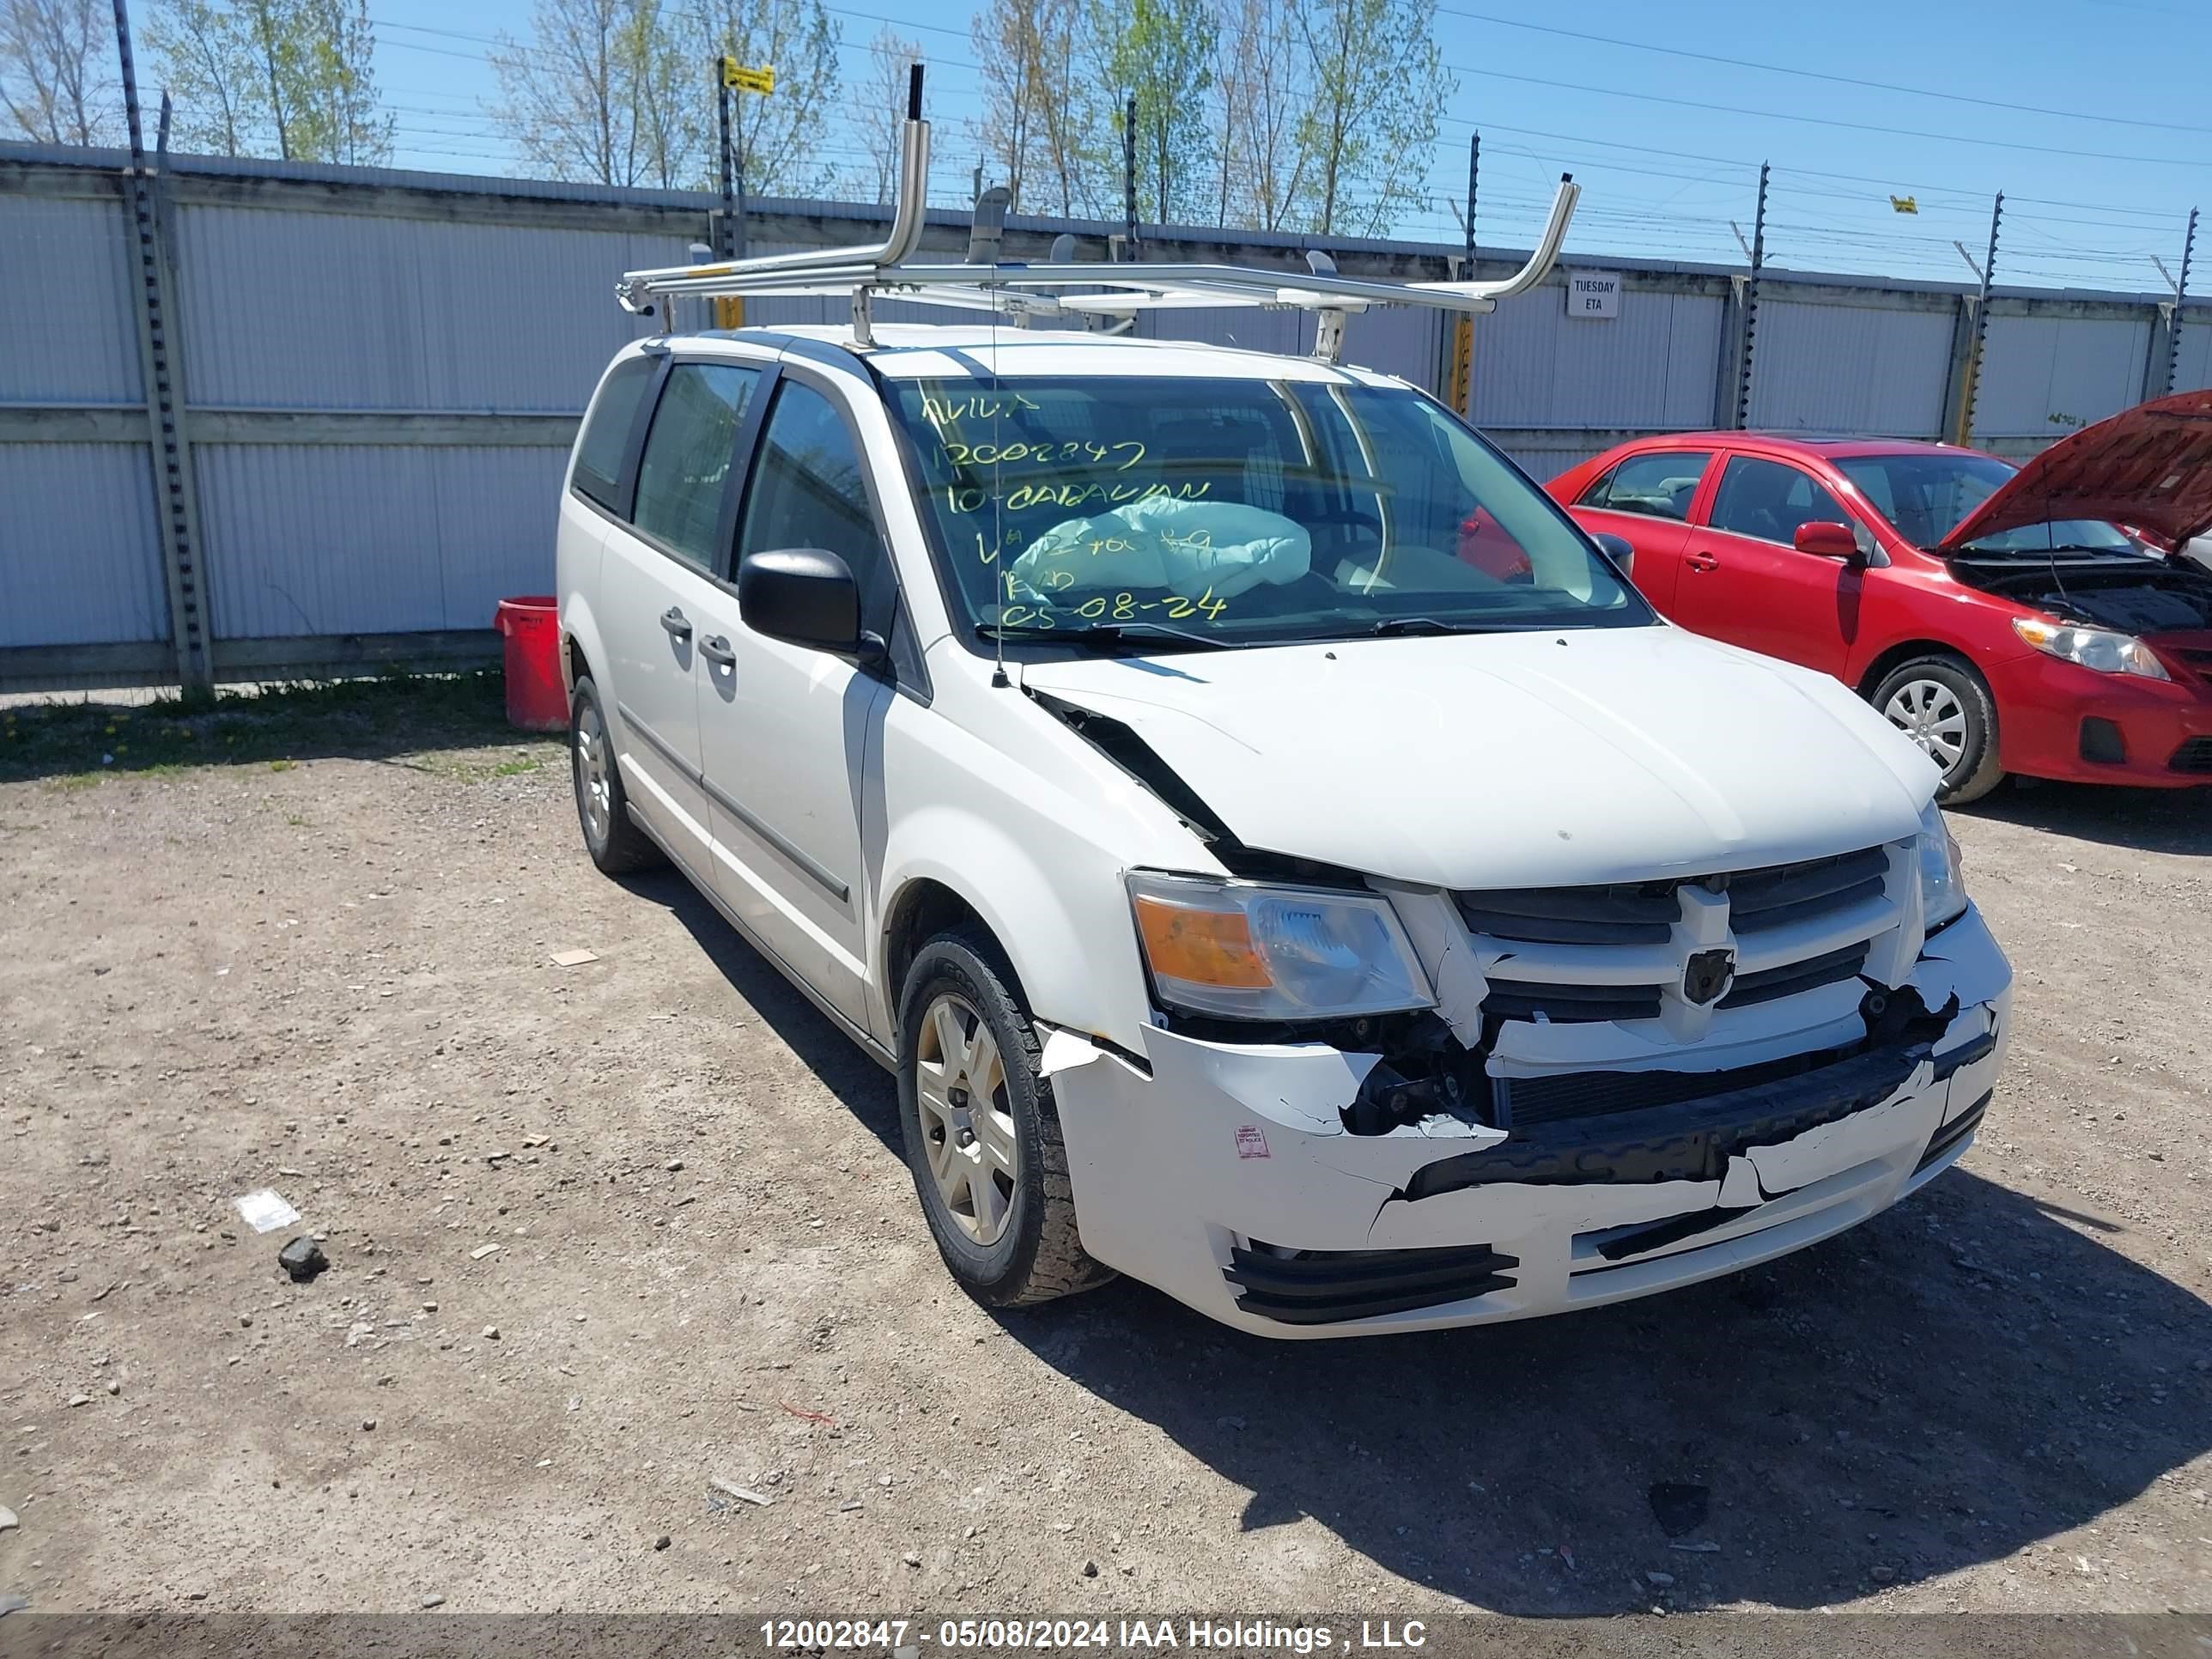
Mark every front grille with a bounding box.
[1224,1241,1519,1324]
[1718,941,1871,1008]
[1481,978,1663,1024]
[1455,882,1677,945]
[1726,846,1890,933]
[1462,845,1896,1026]
[2172,737,2212,775]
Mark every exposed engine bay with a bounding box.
[1947,550,2212,635]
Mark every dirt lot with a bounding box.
[2,679,2209,1620]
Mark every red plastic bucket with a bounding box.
[493,596,567,732]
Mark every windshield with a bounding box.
[884,374,1650,646]
[1836,452,2142,556]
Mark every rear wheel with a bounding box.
[570,675,663,873]
[896,928,1113,1308]
[1872,655,2004,804]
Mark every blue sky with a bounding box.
[365,0,2209,294]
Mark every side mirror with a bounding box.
[1794,520,1861,561]
[738,548,884,661]
[1591,532,1635,580]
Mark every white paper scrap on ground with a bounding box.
[551,949,600,967]
[233,1189,301,1234]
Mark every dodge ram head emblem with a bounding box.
[1682,948,1735,1006]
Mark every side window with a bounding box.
[630,363,760,568]
[571,356,659,510]
[737,382,890,611]
[1573,465,1618,509]
[1586,450,1711,522]
[1709,456,1854,547]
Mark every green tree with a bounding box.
[970,0,1098,216]
[1293,0,1449,235]
[701,0,840,198]
[283,0,391,164]
[145,0,390,162]
[0,0,113,144]
[1210,0,1307,230]
[842,25,923,204]
[1094,0,1216,226]
[488,0,696,186]
[143,0,258,155]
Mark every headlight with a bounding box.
[2012,617,2169,681]
[1916,799,1968,928]
[1126,871,1434,1020]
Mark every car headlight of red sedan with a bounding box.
[2011,617,2170,681]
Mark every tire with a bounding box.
[569,674,664,874]
[896,928,1114,1308]
[1870,655,2004,805]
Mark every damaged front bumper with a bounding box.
[1050,906,2012,1338]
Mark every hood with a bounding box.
[1020,626,1934,890]
[1940,389,2212,552]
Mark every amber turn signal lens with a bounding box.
[1133,894,1273,989]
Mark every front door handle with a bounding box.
[1686,552,1720,573]
[660,606,692,639]
[700,635,737,669]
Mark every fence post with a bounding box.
[2164,207,2197,396]
[1123,96,1139,257]
[1948,192,2002,446]
[1454,133,1478,417]
[113,0,212,694]
[1730,163,1768,428]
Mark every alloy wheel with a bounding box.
[574,698,613,847]
[912,992,1018,1246]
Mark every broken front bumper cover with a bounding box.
[1050,906,2012,1338]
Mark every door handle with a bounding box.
[1686,552,1720,573]
[700,635,737,668]
[659,606,692,639]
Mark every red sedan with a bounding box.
[1540,392,2212,801]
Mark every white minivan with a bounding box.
[555,323,2013,1337]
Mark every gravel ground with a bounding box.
[1,685,2209,1620]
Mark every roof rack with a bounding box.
[617,68,1582,362]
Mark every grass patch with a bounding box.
[0,671,538,784]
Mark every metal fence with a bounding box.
[2,140,2207,692]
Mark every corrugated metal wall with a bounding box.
[3,143,2208,684]
[1474,284,1724,431]
[1972,311,2156,440]
[197,446,570,638]
[1747,298,1954,436]
[0,445,169,646]
[173,208,688,410]
[0,191,172,651]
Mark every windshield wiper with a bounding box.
[1365,616,1509,636]
[974,621,1240,652]
[1954,541,2140,558]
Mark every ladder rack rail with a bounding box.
[615,65,1582,359]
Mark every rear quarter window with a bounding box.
[1579,450,1711,521]
[571,356,659,510]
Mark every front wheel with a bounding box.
[1871,655,2004,804]
[896,929,1113,1308]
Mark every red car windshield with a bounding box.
[1836,453,2139,556]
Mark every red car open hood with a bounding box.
[1939,389,2212,552]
